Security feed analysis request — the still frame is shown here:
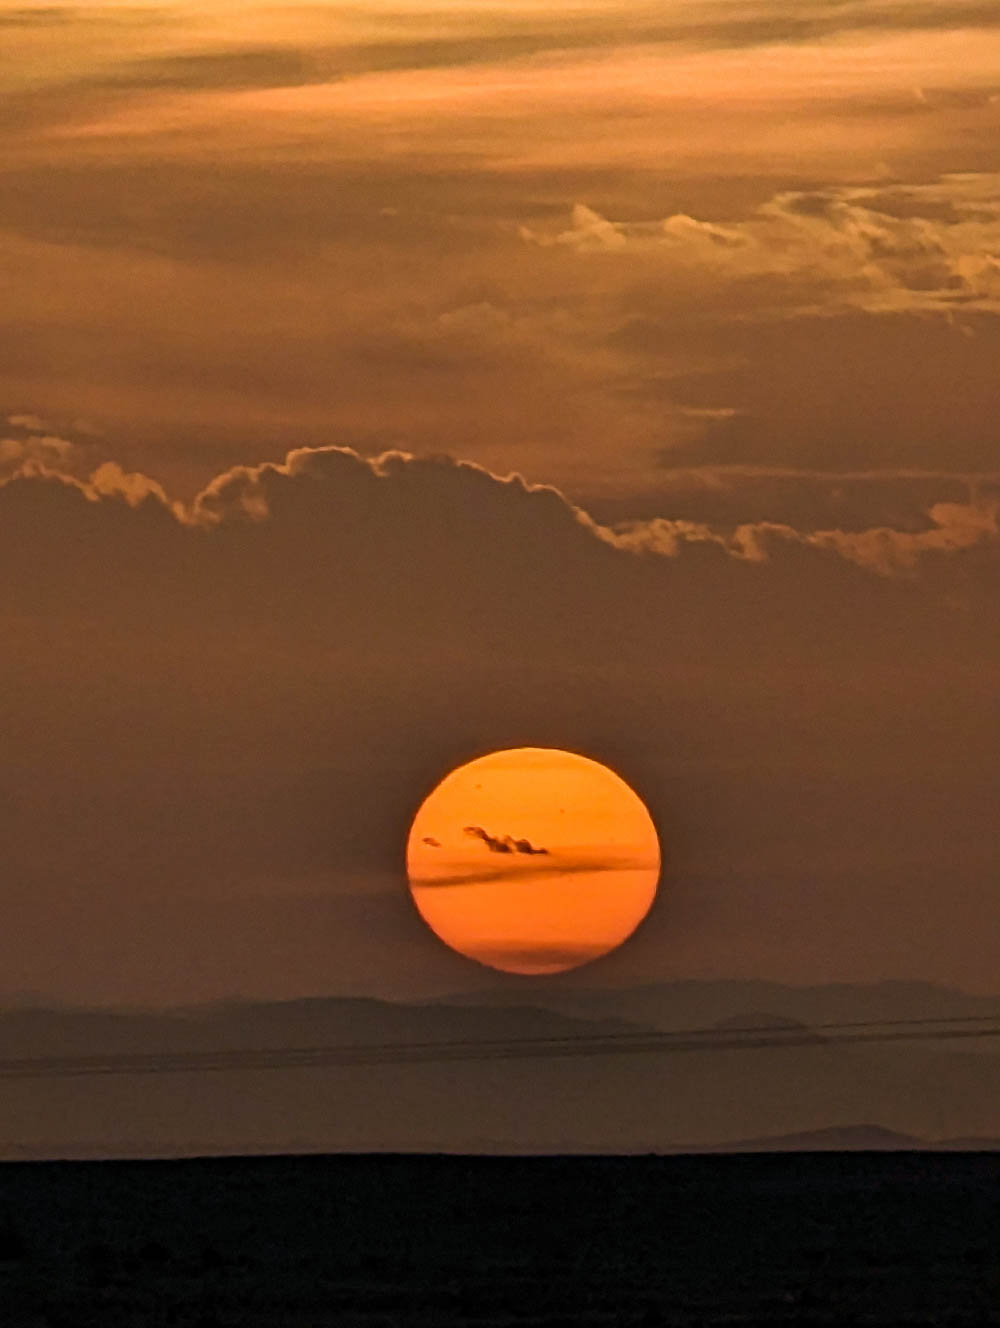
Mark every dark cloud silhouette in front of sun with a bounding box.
[463,827,550,857]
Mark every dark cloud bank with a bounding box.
[0,444,997,1005]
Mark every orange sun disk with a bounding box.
[406,747,660,975]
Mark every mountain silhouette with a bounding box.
[1,981,999,1158]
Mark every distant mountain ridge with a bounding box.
[442,978,1000,1036]
[686,1125,1000,1153]
[1,980,999,1160]
[0,995,641,1059]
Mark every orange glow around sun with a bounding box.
[406,748,660,975]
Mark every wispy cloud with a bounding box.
[524,175,1000,315]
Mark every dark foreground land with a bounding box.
[1,1152,999,1326]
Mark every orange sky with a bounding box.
[2,1,998,505]
[0,1,998,1008]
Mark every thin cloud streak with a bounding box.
[412,859,654,890]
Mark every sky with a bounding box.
[1,0,999,1008]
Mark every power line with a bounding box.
[2,1011,1000,1079]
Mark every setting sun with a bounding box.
[406,748,660,975]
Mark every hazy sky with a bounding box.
[1,1,998,1007]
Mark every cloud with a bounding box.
[87,460,177,511]
[6,413,52,431]
[4,441,998,590]
[463,827,549,856]
[525,175,1000,315]
[588,466,1000,536]
[608,495,1000,577]
[0,432,77,477]
[2,0,996,507]
[515,175,1000,477]
[416,860,644,890]
[808,500,1000,574]
[0,8,86,28]
[151,443,1000,576]
[98,48,334,95]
